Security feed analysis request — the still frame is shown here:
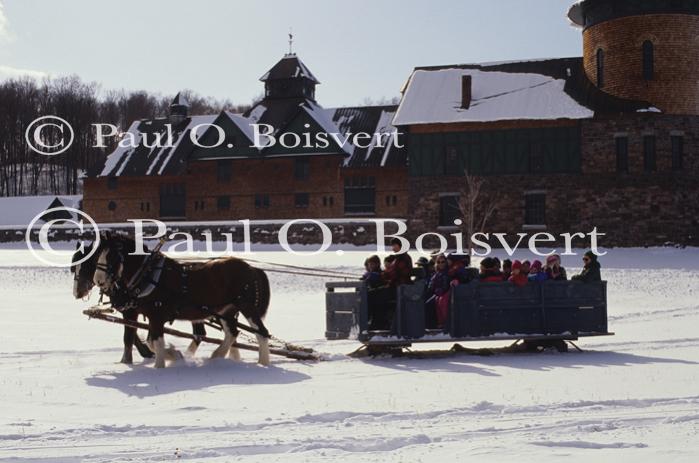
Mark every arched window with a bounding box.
[596,48,604,88]
[643,40,654,80]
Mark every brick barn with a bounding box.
[83,54,407,224]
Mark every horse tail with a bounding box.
[255,268,271,319]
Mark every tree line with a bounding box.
[0,75,251,197]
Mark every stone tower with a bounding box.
[569,0,699,115]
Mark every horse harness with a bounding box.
[103,249,270,339]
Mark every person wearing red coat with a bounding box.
[508,260,529,287]
[382,238,413,287]
[479,257,505,283]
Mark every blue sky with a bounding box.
[0,0,583,107]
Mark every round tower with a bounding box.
[569,0,699,115]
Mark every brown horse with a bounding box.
[71,241,158,363]
[92,233,271,368]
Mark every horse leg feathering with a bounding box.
[246,315,271,366]
[147,318,167,368]
[211,308,236,359]
[186,322,207,357]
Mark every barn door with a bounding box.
[159,183,186,218]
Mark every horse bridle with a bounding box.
[96,241,126,293]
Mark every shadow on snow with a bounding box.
[361,348,698,376]
[85,359,310,397]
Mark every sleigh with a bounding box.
[325,279,613,352]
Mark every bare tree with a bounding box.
[458,169,503,255]
[0,74,249,197]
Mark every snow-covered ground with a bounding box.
[0,247,698,462]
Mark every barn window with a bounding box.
[217,159,232,183]
[615,136,629,173]
[671,135,684,170]
[643,135,657,172]
[596,48,605,88]
[294,158,310,180]
[438,194,460,227]
[529,148,545,173]
[107,177,118,190]
[443,146,459,174]
[642,41,654,81]
[294,193,309,208]
[216,196,230,211]
[525,193,546,226]
[344,176,376,214]
[255,194,270,209]
[107,201,117,211]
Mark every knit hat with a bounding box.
[531,260,543,272]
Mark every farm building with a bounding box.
[83,0,699,246]
[83,54,407,225]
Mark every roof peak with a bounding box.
[260,54,320,84]
[171,92,189,107]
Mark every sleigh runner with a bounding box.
[83,306,322,361]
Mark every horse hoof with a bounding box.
[228,348,242,361]
[154,362,166,369]
[120,357,133,365]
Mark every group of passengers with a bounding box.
[361,239,603,331]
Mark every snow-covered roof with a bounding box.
[96,100,406,177]
[260,54,320,84]
[332,107,399,167]
[393,57,656,126]
[393,67,594,126]
[98,115,217,177]
[100,121,141,177]
[0,195,81,227]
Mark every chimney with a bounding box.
[461,75,472,109]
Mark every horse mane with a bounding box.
[101,233,188,278]
[100,233,147,253]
